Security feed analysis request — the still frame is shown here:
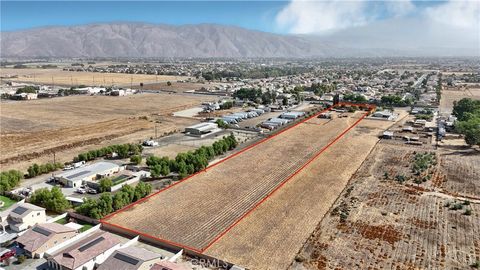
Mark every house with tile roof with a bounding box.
[97,246,163,270]
[15,223,78,258]
[47,231,121,270]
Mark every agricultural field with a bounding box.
[0,68,187,86]
[103,108,406,268]
[0,93,214,171]
[102,110,366,249]
[293,142,480,270]
[205,112,406,269]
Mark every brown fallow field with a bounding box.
[0,93,215,171]
[0,68,187,87]
[103,108,407,269]
[294,142,480,270]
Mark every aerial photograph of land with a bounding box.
[0,1,478,270]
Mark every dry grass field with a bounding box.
[204,114,404,269]
[293,142,480,270]
[0,93,214,171]
[103,111,366,250]
[0,68,187,86]
[133,81,220,93]
[440,87,480,114]
[103,109,405,269]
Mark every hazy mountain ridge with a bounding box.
[1,23,324,58]
[1,23,476,58]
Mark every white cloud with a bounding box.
[275,0,371,34]
[276,0,478,35]
[425,0,480,29]
[384,0,415,18]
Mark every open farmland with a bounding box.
[204,112,406,269]
[0,68,187,86]
[102,107,377,252]
[293,142,480,270]
[0,93,214,171]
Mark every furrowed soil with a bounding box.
[293,142,480,270]
[104,109,406,268]
[0,93,214,171]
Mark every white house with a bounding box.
[7,203,46,232]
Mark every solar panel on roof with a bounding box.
[78,236,105,252]
[12,206,28,215]
[33,226,52,236]
[113,253,139,265]
[66,170,92,179]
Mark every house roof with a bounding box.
[97,246,161,270]
[56,162,119,182]
[9,203,45,218]
[50,231,120,270]
[150,261,191,270]
[16,223,77,253]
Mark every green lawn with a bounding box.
[55,217,68,224]
[0,195,17,211]
[55,216,93,232]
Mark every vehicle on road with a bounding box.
[76,188,87,194]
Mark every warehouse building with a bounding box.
[280,111,305,119]
[55,162,121,188]
[184,122,220,137]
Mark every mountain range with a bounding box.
[0,23,477,58]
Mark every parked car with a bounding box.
[87,188,98,194]
[76,188,86,194]
[0,248,15,263]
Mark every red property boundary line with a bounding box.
[101,102,376,254]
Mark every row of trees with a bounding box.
[379,95,413,107]
[453,98,480,146]
[201,66,311,81]
[147,134,238,179]
[295,83,336,96]
[343,93,368,103]
[233,88,278,105]
[27,162,63,178]
[16,86,38,94]
[29,187,70,213]
[74,143,143,162]
[0,170,23,193]
[76,182,152,219]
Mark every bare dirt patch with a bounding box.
[0,93,214,171]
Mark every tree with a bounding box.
[167,81,172,86]
[121,184,135,202]
[112,191,130,210]
[97,193,113,216]
[130,155,142,165]
[0,170,23,193]
[456,117,480,146]
[29,187,70,213]
[215,119,228,129]
[453,98,480,121]
[282,96,288,106]
[134,182,151,201]
[98,178,113,193]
